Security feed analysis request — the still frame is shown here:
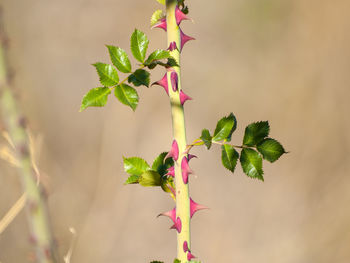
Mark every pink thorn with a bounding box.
[183,241,190,253]
[170,217,182,233]
[190,198,209,218]
[187,154,197,161]
[187,252,196,261]
[170,71,178,92]
[180,90,193,105]
[175,6,190,25]
[181,156,193,184]
[151,72,169,95]
[165,140,179,161]
[180,29,195,51]
[158,207,176,223]
[166,166,175,177]
[168,41,178,51]
[152,18,167,31]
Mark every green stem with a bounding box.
[166,0,190,261]
[0,17,58,263]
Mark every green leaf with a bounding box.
[156,0,165,4]
[243,121,270,146]
[212,113,237,142]
[93,63,119,87]
[152,152,174,176]
[150,261,163,263]
[173,259,181,263]
[80,87,111,111]
[114,84,139,111]
[257,138,286,163]
[128,69,150,87]
[130,29,149,63]
[124,175,140,185]
[106,45,131,73]
[123,157,150,176]
[200,129,212,149]
[139,170,162,187]
[167,58,179,67]
[240,148,264,181]
[145,49,171,65]
[150,9,164,27]
[221,144,239,173]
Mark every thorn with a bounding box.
[158,207,176,223]
[180,90,193,105]
[168,41,178,51]
[181,156,193,184]
[183,241,190,252]
[190,198,209,218]
[151,72,169,95]
[175,6,190,25]
[187,252,196,261]
[187,154,197,161]
[170,70,178,92]
[180,29,195,51]
[170,217,182,233]
[165,139,179,161]
[166,166,175,177]
[152,18,167,31]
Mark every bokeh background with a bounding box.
[1,0,350,262]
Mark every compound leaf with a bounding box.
[240,148,264,181]
[145,49,171,65]
[139,170,162,187]
[128,69,150,87]
[257,138,286,163]
[80,87,111,111]
[123,157,150,176]
[106,45,131,73]
[243,121,269,146]
[114,84,139,111]
[93,63,119,87]
[213,113,237,142]
[221,144,239,173]
[125,175,140,185]
[200,129,212,149]
[130,29,149,63]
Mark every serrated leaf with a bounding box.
[80,87,111,111]
[139,170,162,187]
[145,49,171,65]
[114,84,139,111]
[152,152,174,176]
[128,69,150,87]
[221,144,239,173]
[156,0,165,4]
[243,121,270,146]
[123,157,150,176]
[150,9,164,27]
[257,138,285,163]
[106,45,131,73]
[130,29,149,63]
[240,148,264,181]
[167,58,179,67]
[93,63,119,87]
[200,129,212,149]
[124,175,140,185]
[212,113,237,142]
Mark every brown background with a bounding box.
[1,0,350,262]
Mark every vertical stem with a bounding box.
[166,0,191,261]
[0,13,58,263]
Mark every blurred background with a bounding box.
[0,0,349,262]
